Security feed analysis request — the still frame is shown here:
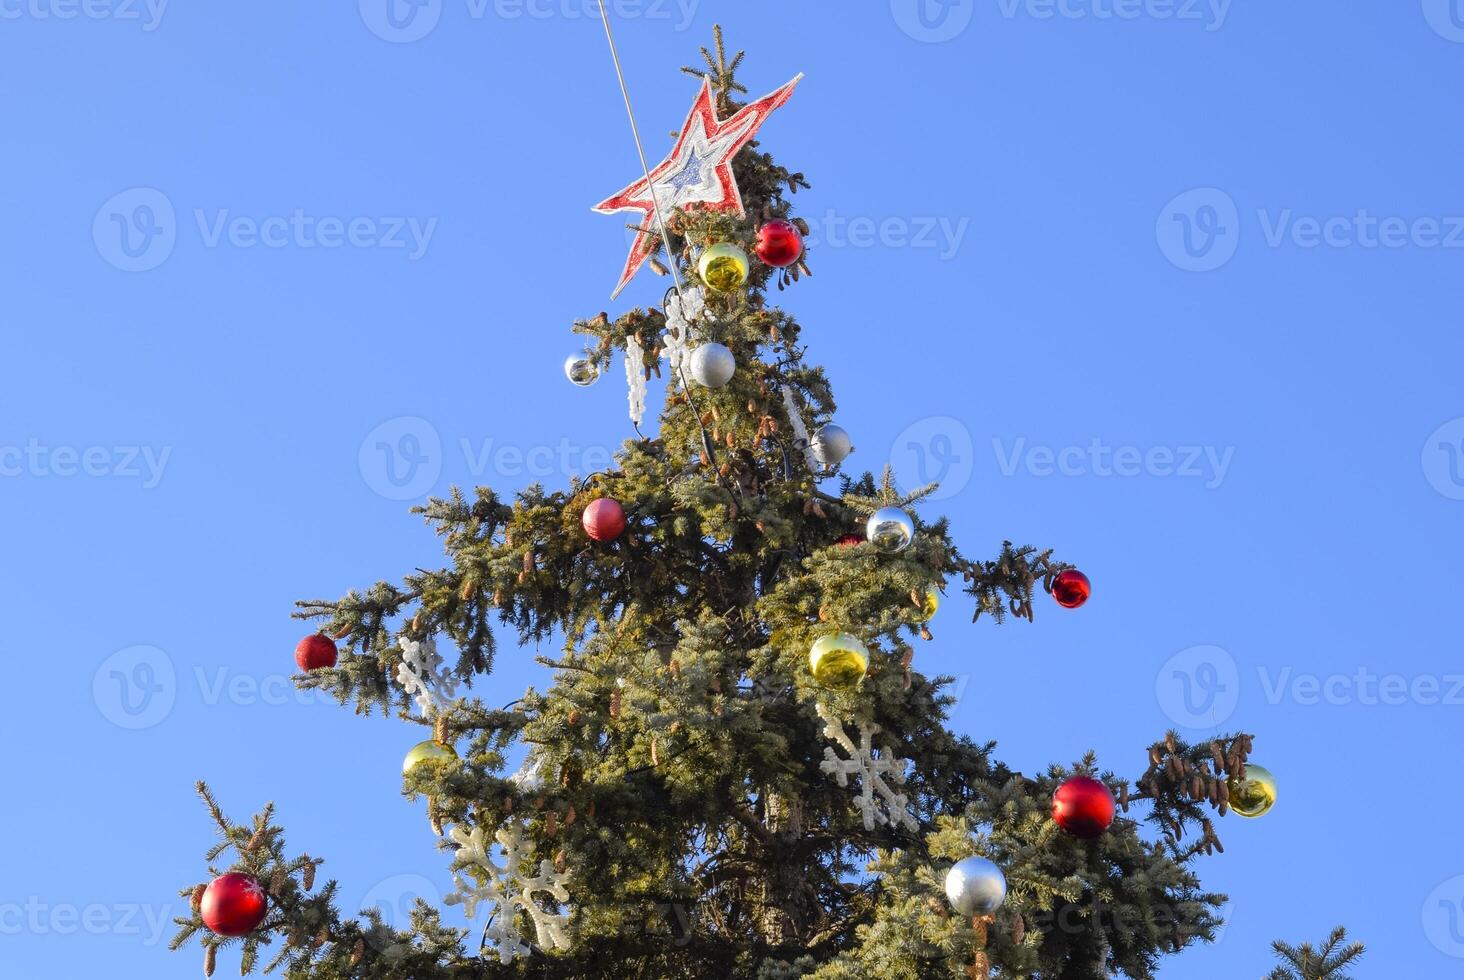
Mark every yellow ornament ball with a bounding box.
[809,633,869,689]
[1227,763,1277,818]
[402,739,457,775]
[922,589,940,621]
[698,242,749,292]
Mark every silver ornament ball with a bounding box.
[866,506,914,553]
[688,342,737,388]
[564,353,600,387]
[812,424,853,468]
[944,856,1007,917]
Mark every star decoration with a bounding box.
[817,703,919,833]
[592,73,803,298]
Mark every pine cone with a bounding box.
[350,940,365,967]
[303,860,316,892]
[204,945,216,977]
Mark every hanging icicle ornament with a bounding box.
[444,822,572,964]
[396,634,458,717]
[816,703,918,832]
[625,335,647,425]
[781,386,820,472]
[662,284,705,380]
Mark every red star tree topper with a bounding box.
[592,73,803,297]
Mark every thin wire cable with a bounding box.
[594,0,716,465]
[594,0,689,306]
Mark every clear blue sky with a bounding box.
[4,2,1463,975]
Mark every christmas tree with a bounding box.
[172,28,1281,980]
[1266,928,1365,980]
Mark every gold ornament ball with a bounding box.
[698,243,749,292]
[1227,763,1277,818]
[403,739,457,775]
[922,589,940,621]
[809,633,869,689]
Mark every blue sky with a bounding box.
[4,1,1464,975]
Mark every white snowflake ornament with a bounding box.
[816,703,919,832]
[396,634,458,717]
[445,821,572,964]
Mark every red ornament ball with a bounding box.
[582,497,627,542]
[200,872,268,937]
[836,534,864,547]
[1052,569,1091,609]
[756,219,804,268]
[1052,776,1116,839]
[294,634,337,671]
